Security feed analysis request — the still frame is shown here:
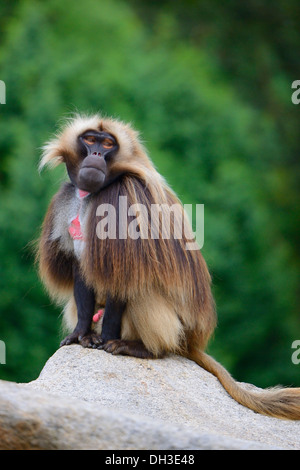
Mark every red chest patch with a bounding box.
[69,215,84,241]
[68,190,90,241]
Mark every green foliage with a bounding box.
[0,0,299,386]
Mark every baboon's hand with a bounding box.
[60,331,102,349]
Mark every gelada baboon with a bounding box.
[38,114,300,420]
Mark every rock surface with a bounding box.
[0,345,299,449]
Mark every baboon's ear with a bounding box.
[39,138,64,172]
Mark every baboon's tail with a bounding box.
[189,350,300,420]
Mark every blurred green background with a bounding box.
[0,0,299,387]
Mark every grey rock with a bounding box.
[0,345,299,449]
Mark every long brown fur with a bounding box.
[38,113,300,420]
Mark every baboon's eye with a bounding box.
[83,135,96,145]
[102,138,114,149]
